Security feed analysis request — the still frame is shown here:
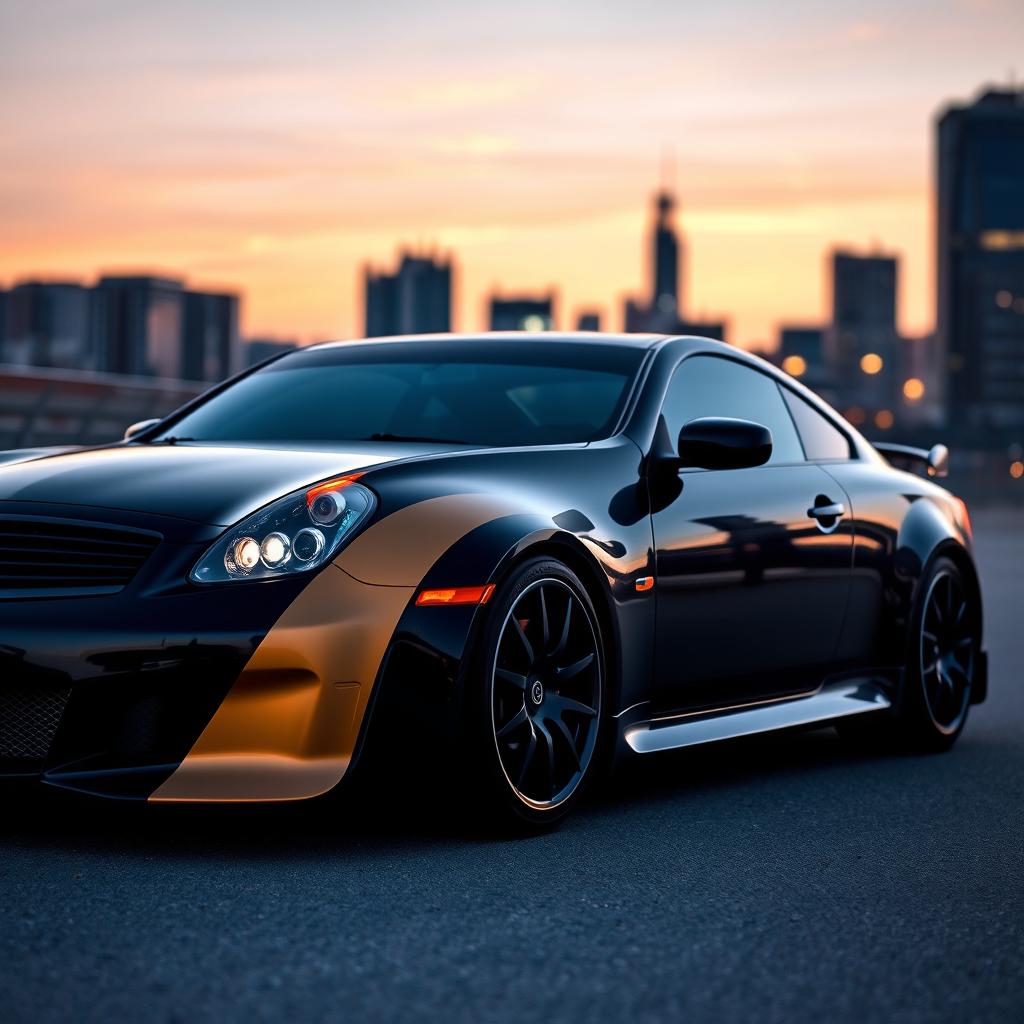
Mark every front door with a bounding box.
[650,355,853,712]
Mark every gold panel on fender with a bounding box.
[336,492,530,586]
[150,566,413,802]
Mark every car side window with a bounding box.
[662,355,804,465]
[780,387,853,461]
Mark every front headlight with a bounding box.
[190,475,375,584]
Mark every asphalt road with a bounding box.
[2,509,1022,1024]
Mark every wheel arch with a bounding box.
[896,496,981,637]
[492,530,623,715]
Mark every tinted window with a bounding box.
[662,355,804,465]
[154,341,645,447]
[781,388,852,460]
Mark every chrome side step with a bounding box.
[624,680,891,755]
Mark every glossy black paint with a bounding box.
[0,333,985,800]
[676,416,773,470]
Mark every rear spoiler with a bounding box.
[874,442,949,478]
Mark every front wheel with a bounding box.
[468,557,606,830]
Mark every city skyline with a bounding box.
[2,1,1022,346]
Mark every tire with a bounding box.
[838,554,979,753]
[466,557,606,830]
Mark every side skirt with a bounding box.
[624,680,892,755]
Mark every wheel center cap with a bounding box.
[530,680,545,706]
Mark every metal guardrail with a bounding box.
[0,365,204,449]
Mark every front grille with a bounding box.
[0,517,160,596]
[0,685,71,760]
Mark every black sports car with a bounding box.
[0,333,985,827]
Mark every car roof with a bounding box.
[308,331,735,354]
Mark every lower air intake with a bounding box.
[0,685,72,761]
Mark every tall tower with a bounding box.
[937,86,1024,434]
[652,190,680,317]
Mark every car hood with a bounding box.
[0,442,415,526]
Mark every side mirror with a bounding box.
[124,418,161,441]
[926,443,949,478]
[677,417,772,470]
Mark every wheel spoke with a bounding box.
[539,586,550,652]
[554,695,597,718]
[515,722,538,790]
[549,715,582,771]
[496,703,528,740]
[534,719,556,799]
[553,595,573,656]
[512,616,534,663]
[555,652,594,681]
[496,667,528,690]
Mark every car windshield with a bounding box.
[151,340,646,447]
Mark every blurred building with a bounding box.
[364,251,452,337]
[244,338,298,367]
[576,311,602,332]
[489,293,555,331]
[777,324,832,391]
[1,281,94,369]
[624,189,726,341]
[183,290,239,382]
[937,86,1024,435]
[92,276,238,382]
[825,250,899,415]
[652,190,681,319]
[92,276,185,377]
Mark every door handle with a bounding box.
[807,501,845,520]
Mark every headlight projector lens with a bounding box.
[231,537,261,573]
[260,532,290,567]
[309,490,347,525]
[292,528,325,562]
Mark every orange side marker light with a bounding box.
[416,584,496,607]
[635,576,655,592]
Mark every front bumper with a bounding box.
[0,502,415,801]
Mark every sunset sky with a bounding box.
[1,0,1021,348]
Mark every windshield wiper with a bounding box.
[147,436,196,445]
[363,432,478,445]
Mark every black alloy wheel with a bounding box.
[474,558,605,827]
[918,562,976,736]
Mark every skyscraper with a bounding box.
[182,290,239,382]
[623,188,725,340]
[937,86,1024,433]
[92,275,185,377]
[652,190,680,317]
[489,293,555,331]
[1,281,94,369]
[825,250,899,413]
[92,276,238,381]
[364,251,452,337]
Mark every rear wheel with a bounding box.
[901,556,977,750]
[839,555,978,752]
[469,558,605,829]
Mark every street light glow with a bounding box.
[903,378,925,401]
[782,355,807,377]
